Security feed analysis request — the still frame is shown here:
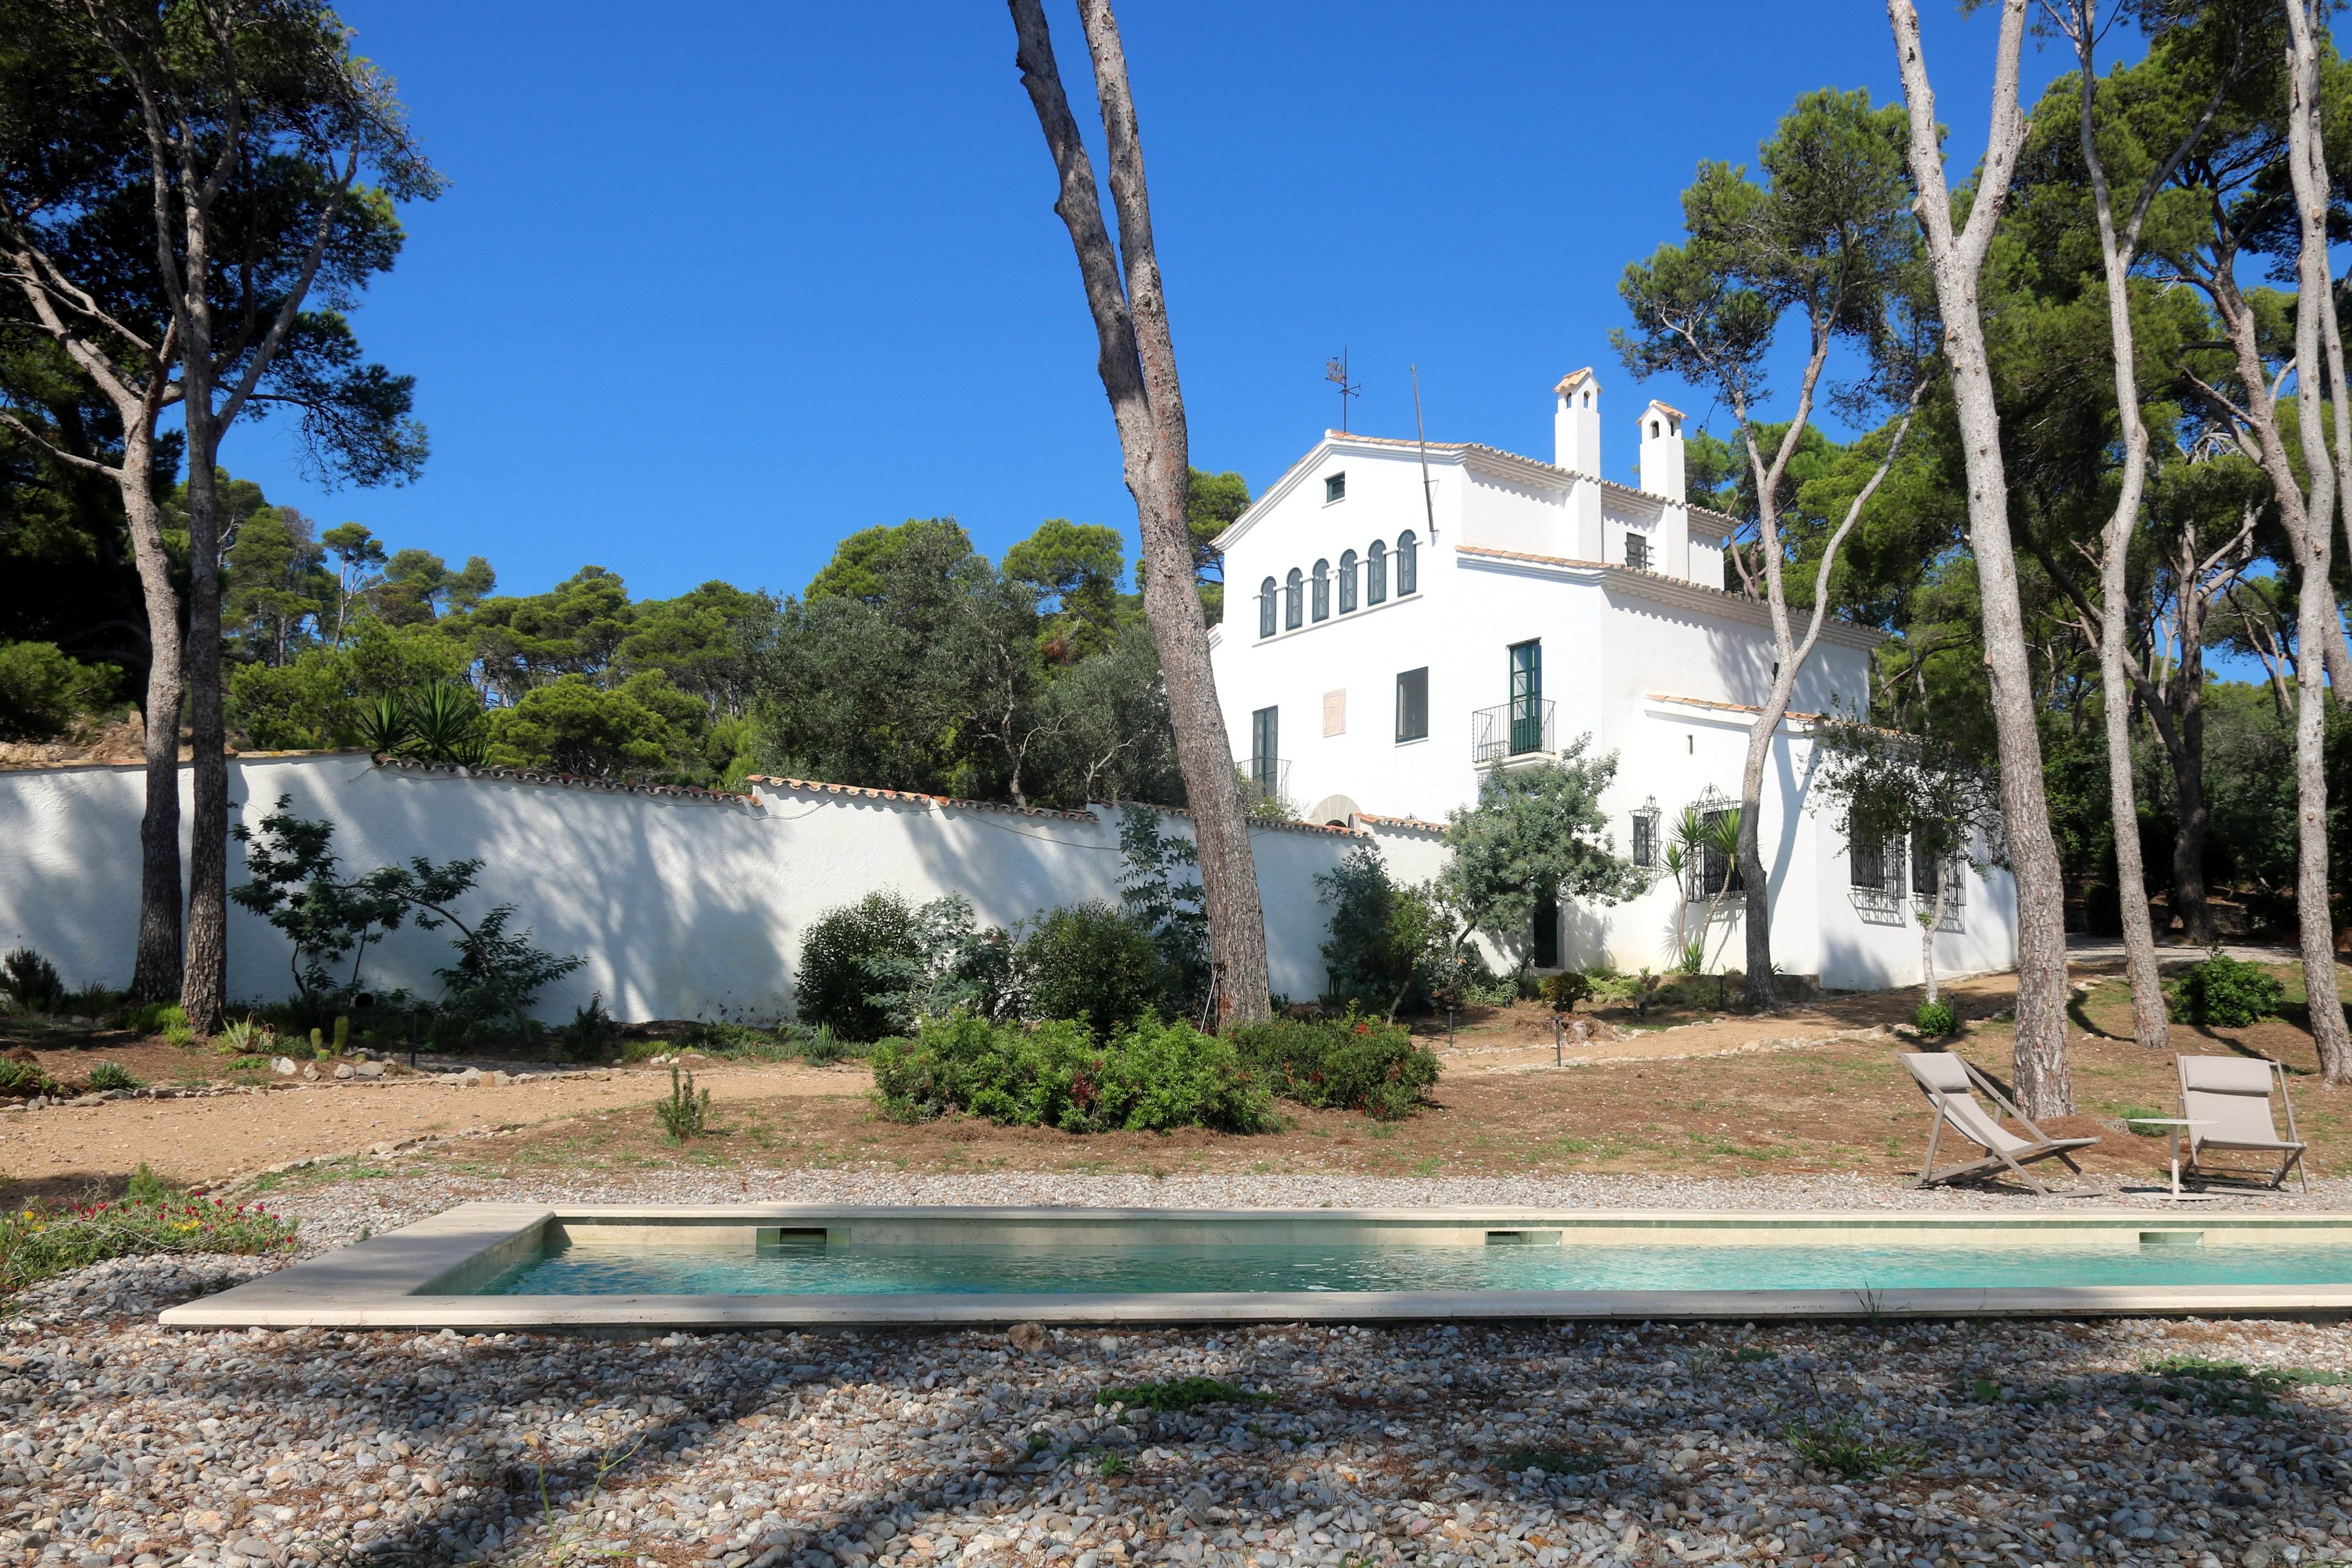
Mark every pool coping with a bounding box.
[159,1202,2352,1330]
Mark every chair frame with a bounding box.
[2175,1056,2309,1194]
[1905,1052,2099,1196]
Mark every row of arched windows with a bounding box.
[1257,531,1419,637]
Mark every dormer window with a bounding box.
[1626,533,1652,572]
[1324,472,1347,504]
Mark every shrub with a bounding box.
[0,1057,58,1098]
[127,1000,189,1037]
[2169,954,2285,1028]
[1227,1015,1441,1120]
[0,641,116,741]
[0,949,64,1014]
[655,1066,711,1144]
[1015,903,1169,1036]
[1,1190,296,1297]
[870,1014,1276,1134]
[1911,999,1959,1038]
[86,1063,141,1092]
[795,892,923,1041]
[562,992,620,1058]
[1540,972,1592,1013]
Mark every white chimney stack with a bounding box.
[1554,368,1599,474]
[1638,399,1686,502]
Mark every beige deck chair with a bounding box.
[1899,1051,2100,1195]
[2176,1055,2309,1193]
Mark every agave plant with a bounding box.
[353,693,412,756]
[408,680,490,766]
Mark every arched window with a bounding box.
[1258,576,1278,638]
[1310,559,1330,622]
[1338,549,1359,613]
[1366,540,1387,605]
[1284,567,1304,630]
[1396,530,1419,596]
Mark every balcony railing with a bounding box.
[1471,699,1556,766]
[1236,755,1291,808]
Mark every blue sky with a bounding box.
[226,1,2084,605]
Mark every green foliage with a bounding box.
[0,1058,59,1098]
[1441,741,1644,958]
[794,891,1012,1042]
[126,1001,188,1037]
[1225,1015,1440,1120]
[85,1061,141,1091]
[561,992,620,1058]
[1,1191,298,1298]
[870,1015,1277,1134]
[1117,807,1209,1013]
[655,1066,711,1145]
[434,906,585,1034]
[1315,846,1446,1021]
[1911,1000,1959,1038]
[0,948,65,1012]
[1783,1417,1918,1480]
[1541,972,1592,1013]
[1015,903,1169,1037]
[0,641,118,740]
[1099,1377,1271,1413]
[2168,954,2284,1028]
[487,670,711,781]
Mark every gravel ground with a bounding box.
[7,1171,2352,1568]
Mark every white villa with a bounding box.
[1207,369,2018,992]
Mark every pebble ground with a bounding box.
[7,1170,2350,1568]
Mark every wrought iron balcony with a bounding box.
[1471,699,1555,766]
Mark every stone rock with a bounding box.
[491,1070,513,1086]
[271,1057,298,1076]
[456,1068,483,1086]
[302,1064,318,1080]
[333,1064,355,1081]
[1006,1322,1046,1353]
[355,1060,386,1079]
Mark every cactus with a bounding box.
[333,1015,350,1054]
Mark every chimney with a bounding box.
[1638,399,1686,502]
[1554,368,1599,474]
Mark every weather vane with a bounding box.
[1325,350,1359,432]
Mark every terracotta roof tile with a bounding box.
[747,775,1097,820]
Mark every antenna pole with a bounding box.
[1324,350,1360,432]
[1412,364,1438,546]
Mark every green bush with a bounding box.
[870,1014,1276,1134]
[85,1062,141,1092]
[126,1000,189,1037]
[2169,954,2285,1028]
[655,1066,711,1144]
[795,892,923,1042]
[1015,903,1169,1036]
[1912,999,1959,1038]
[1540,972,1592,1013]
[0,1058,59,1098]
[0,948,64,1013]
[0,641,117,741]
[1226,1015,1441,1120]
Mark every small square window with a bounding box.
[1324,472,1347,503]
[1625,533,1652,572]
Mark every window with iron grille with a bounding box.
[1625,532,1652,571]
[1631,810,1658,870]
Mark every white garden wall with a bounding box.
[0,753,1450,1022]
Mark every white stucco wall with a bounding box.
[0,755,1440,1021]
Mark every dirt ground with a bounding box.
[4,961,2344,1205]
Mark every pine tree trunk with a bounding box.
[1008,0,1270,1023]
[121,437,186,1004]
[178,433,230,1035]
[2281,0,2351,1084]
[2066,0,2169,1052]
[2166,662,2213,950]
[1887,0,2074,1115]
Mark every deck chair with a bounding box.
[2176,1056,2309,1193]
[1899,1050,2100,1195]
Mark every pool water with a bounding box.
[475,1238,2352,1297]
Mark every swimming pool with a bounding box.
[159,1204,2352,1329]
